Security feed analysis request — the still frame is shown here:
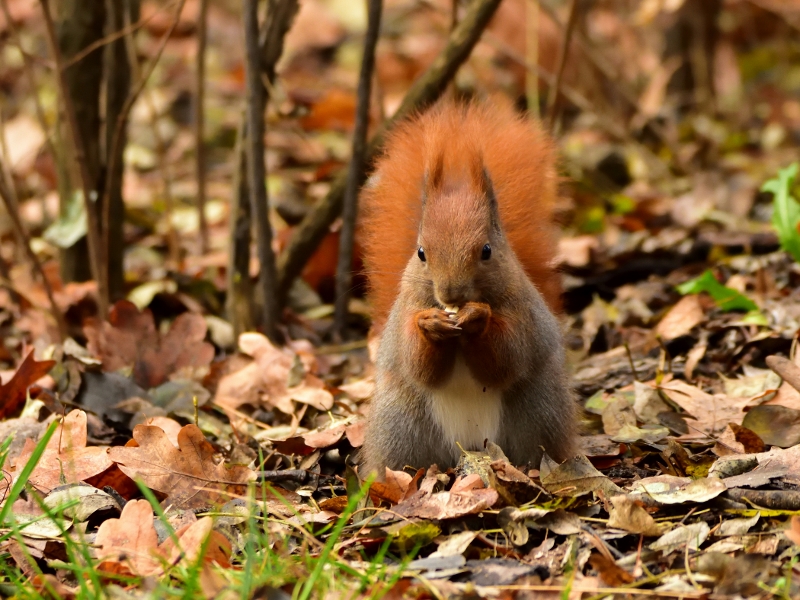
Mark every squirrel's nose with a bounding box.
[436,283,470,308]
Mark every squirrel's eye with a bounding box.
[481,244,492,260]
[418,247,426,262]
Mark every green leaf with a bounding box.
[762,162,800,263]
[676,270,758,312]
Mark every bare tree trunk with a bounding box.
[57,0,105,284]
[103,0,139,300]
[226,0,299,337]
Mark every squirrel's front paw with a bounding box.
[455,302,492,336]
[417,308,461,342]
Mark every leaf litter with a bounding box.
[2,0,800,598]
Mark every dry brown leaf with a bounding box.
[654,294,705,341]
[84,300,214,388]
[215,332,333,414]
[390,468,497,520]
[659,379,750,435]
[95,499,163,577]
[370,468,413,504]
[607,495,663,536]
[301,424,346,448]
[142,416,183,447]
[161,517,232,567]
[713,423,766,456]
[589,552,635,586]
[14,410,113,493]
[540,455,623,497]
[785,515,800,546]
[0,351,56,419]
[108,424,256,509]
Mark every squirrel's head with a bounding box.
[414,153,509,310]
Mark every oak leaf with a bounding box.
[95,499,163,576]
[84,300,214,388]
[0,351,55,419]
[14,410,113,493]
[108,424,256,509]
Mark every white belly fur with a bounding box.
[428,357,503,456]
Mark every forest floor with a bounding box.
[1,0,800,598]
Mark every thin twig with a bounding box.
[0,167,66,340]
[276,0,503,304]
[526,0,540,118]
[243,0,279,341]
[39,0,107,316]
[100,0,187,310]
[61,0,183,70]
[333,0,383,337]
[195,0,209,254]
[545,0,578,132]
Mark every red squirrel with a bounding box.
[359,98,577,476]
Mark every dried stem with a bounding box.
[276,0,503,304]
[333,0,383,337]
[545,0,578,132]
[243,0,279,341]
[195,0,210,254]
[39,0,107,316]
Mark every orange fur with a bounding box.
[360,98,562,330]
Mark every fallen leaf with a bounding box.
[430,531,478,558]
[0,351,56,419]
[589,552,635,586]
[108,424,256,509]
[659,380,750,435]
[161,517,232,567]
[389,468,497,520]
[14,410,113,493]
[785,515,800,546]
[742,405,800,448]
[650,521,710,553]
[85,300,214,388]
[540,454,623,497]
[95,499,163,577]
[607,495,663,536]
[713,423,766,456]
[717,513,759,537]
[370,468,412,504]
[629,475,726,504]
[655,294,705,340]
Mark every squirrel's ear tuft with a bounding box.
[480,164,501,232]
[422,152,444,206]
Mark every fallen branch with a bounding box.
[276,0,503,304]
[725,487,800,511]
